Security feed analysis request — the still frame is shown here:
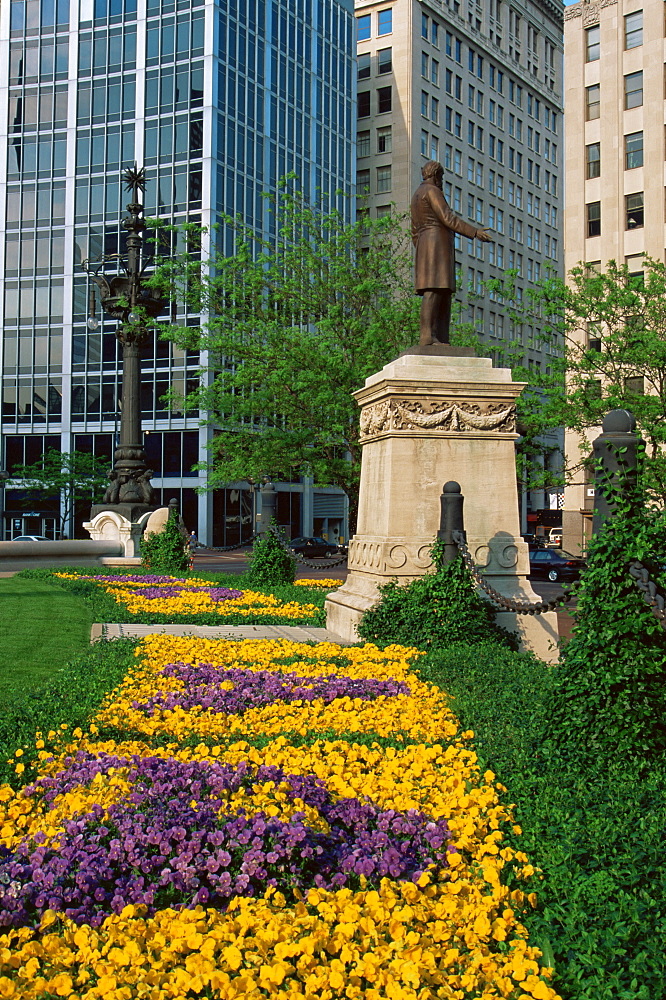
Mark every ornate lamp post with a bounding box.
[82,166,165,521]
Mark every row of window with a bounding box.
[358,47,392,79]
[357,126,391,157]
[586,193,644,237]
[585,11,643,61]
[356,165,392,195]
[439,140,558,194]
[585,73,642,120]
[585,132,643,177]
[358,87,392,118]
[356,8,392,40]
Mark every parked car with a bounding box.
[290,536,340,557]
[10,535,51,542]
[545,527,563,547]
[528,547,585,583]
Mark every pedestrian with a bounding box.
[188,529,198,571]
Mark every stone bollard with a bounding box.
[437,481,466,565]
[592,409,644,535]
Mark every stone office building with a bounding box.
[561,0,663,553]
[354,0,565,528]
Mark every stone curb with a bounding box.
[91,623,351,644]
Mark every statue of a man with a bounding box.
[411,160,492,345]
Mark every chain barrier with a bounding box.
[193,528,348,568]
[629,561,666,629]
[451,530,574,615]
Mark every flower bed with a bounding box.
[53,573,323,625]
[0,636,561,999]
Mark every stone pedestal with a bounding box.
[325,352,559,662]
[84,507,155,559]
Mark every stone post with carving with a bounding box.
[324,347,559,662]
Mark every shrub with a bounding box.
[421,641,666,1000]
[246,525,296,586]
[357,542,515,649]
[548,487,666,761]
[141,507,189,575]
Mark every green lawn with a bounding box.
[0,576,94,699]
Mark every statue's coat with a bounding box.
[411,182,478,292]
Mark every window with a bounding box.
[357,130,370,157]
[625,131,643,168]
[586,142,601,178]
[431,59,439,86]
[586,84,600,120]
[586,25,600,61]
[587,201,601,237]
[625,10,642,49]
[377,125,392,152]
[358,91,370,118]
[421,129,429,156]
[422,12,428,38]
[377,86,392,113]
[625,71,643,109]
[358,53,371,79]
[376,205,391,218]
[378,47,392,74]
[430,134,439,159]
[421,90,429,116]
[377,8,392,35]
[626,192,644,229]
[623,375,644,396]
[356,169,370,192]
[431,97,439,123]
[357,14,371,40]
[377,165,392,193]
[422,52,429,78]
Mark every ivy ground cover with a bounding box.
[51,573,324,626]
[0,634,561,1000]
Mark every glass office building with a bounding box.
[0,0,355,542]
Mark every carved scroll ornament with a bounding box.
[359,398,516,439]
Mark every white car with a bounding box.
[10,535,52,542]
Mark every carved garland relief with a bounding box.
[359,398,516,440]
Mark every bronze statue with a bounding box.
[411,160,492,345]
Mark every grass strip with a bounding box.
[0,576,94,699]
[0,638,138,790]
[418,640,666,1000]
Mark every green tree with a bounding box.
[486,256,666,501]
[150,185,427,529]
[11,450,110,538]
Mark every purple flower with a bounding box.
[0,755,450,929]
[134,664,410,717]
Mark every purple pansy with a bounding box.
[137,587,243,602]
[134,663,410,717]
[0,755,450,928]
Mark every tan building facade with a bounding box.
[562,0,663,553]
[355,0,566,527]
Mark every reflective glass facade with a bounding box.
[0,0,355,541]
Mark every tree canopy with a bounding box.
[486,256,666,501]
[151,186,422,526]
[11,450,110,537]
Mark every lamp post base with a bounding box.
[84,505,157,559]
